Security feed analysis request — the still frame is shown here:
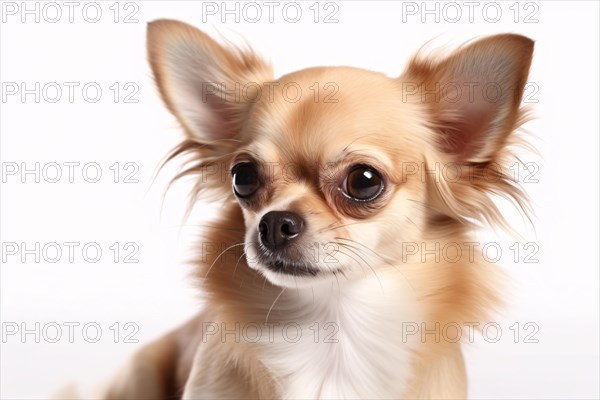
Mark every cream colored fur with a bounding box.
[95,20,534,399]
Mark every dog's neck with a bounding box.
[205,263,424,398]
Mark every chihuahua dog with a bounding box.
[104,20,534,399]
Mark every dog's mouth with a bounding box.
[263,258,320,276]
[249,241,344,280]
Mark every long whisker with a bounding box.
[317,220,373,234]
[332,246,367,275]
[333,237,393,263]
[331,269,341,294]
[231,251,247,281]
[333,237,416,292]
[332,248,370,280]
[407,198,436,212]
[405,217,420,229]
[335,242,384,294]
[342,134,384,153]
[265,287,286,323]
[202,242,245,283]
[161,224,246,232]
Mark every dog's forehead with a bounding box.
[244,67,413,163]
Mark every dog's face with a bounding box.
[148,20,533,288]
[231,70,430,287]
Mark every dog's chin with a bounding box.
[264,258,320,276]
[249,258,335,288]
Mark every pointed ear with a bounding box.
[147,19,272,142]
[403,34,534,163]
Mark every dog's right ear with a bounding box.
[147,19,272,142]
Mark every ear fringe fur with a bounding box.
[425,108,535,236]
[158,139,237,221]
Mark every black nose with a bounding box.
[258,211,305,250]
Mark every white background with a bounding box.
[1,1,598,399]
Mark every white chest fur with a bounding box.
[182,272,422,399]
[259,275,422,399]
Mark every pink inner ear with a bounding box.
[415,34,534,163]
[440,99,494,161]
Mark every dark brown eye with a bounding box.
[232,163,260,198]
[342,165,384,201]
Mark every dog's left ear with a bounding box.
[402,34,534,163]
